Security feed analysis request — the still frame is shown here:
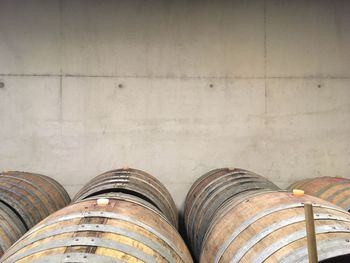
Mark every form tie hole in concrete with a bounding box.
[317,84,322,88]
[0,81,5,89]
[209,83,214,88]
[118,83,123,88]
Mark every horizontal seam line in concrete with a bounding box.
[0,73,350,80]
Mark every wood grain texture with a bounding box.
[184,167,280,260]
[74,167,178,228]
[0,171,71,229]
[288,177,350,211]
[0,201,27,258]
[201,191,350,263]
[1,194,193,263]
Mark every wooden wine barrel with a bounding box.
[0,171,71,229]
[201,191,350,263]
[184,168,280,259]
[74,167,178,228]
[1,194,193,263]
[0,201,26,257]
[288,177,350,212]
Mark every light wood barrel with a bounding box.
[74,168,178,228]
[201,191,350,263]
[184,168,280,259]
[0,171,71,229]
[1,194,193,263]
[0,201,26,257]
[288,177,350,212]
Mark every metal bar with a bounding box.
[30,253,123,263]
[3,237,156,263]
[304,202,318,263]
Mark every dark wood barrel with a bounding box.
[0,201,26,257]
[1,194,193,263]
[0,171,71,229]
[288,177,350,212]
[200,191,350,263]
[184,168,280,259]
[73,167,178,228]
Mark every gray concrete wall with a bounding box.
[0,0,349,207]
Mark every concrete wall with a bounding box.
[0,0,349,208]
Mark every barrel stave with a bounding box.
[287,177,350,211]
[1,196,193,263]
[0,201,27,257]
[0,171,71,229]
[73,168,178,228]
[184,167,280,259]
[200,191,350,263]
